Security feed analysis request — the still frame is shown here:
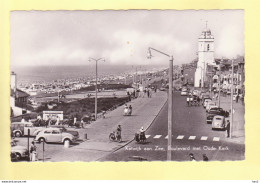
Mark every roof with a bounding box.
[11,89,30,98]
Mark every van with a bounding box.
[11,122,44,137]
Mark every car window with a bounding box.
[52,130,60,134]
[25,124,33,127]
[44,130,51,134]
[215,117,222,120]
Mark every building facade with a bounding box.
[194,27,215,87]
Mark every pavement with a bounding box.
[216,94,245,144]
[43,80,168,161]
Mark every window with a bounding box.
[44,130,51,134]
[52,130,60,134]
[207,44,210,51]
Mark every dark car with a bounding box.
[206,110,225,124]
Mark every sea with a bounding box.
[11,65,167,84]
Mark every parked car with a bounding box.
[11,122,45,137]
[206,110,224,124]
[35,128,78,144]
[206,102,217,112]
[181,90,188,96]
[11,140,29,161]
[207,105,219,113]
[49,125,79,138]
[203,98,212,108]
[212,115,226,130]
[159,87,166,91]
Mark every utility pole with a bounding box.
[147,47,173,161]
[89,58,105,121]
[218,72,221,107]
[168,56,173,161]
[230,59,234,138]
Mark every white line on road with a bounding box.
[188,136,196,140]
[176,135,184,139]
[153,135,162,139]
[145,135,151,138]
[165,135,168,139]
[213,137,220,141]
[201,136,208,141]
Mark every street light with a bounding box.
[89,57,105,121]
[147,47,173,161]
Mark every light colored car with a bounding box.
[206,102,216,112]
[35,128,77,144]
[181,90,188,96]
[203,98,212,108]
[212,115,226,130]
[11,140,29,161]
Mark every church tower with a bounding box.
[194,24,215,87]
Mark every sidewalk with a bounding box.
[216,94,245,144]
[49,89,167,161]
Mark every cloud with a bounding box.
[10,10,244,66]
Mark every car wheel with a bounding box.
[16,153,21,161]
[63,139,71,144]
[38,137,45,143]
[15,131,22,137]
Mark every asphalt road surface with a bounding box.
[100,91,245,161]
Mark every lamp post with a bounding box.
[230,59,234,138]
[89,57,105,121]
[147,47,173,161]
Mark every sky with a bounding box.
[10,10,244,66]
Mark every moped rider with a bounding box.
[116,125,122,140]
[139,127,146,141]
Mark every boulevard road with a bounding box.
[100,91,245,161]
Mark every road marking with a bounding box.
[201,136,208,141]
[188,136,196,140]
[213,137,220,141]
[145,135,151,138]
[176,135,184,139]
[165,135,168,139]
[153,135,162,139]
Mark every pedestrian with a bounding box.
[74,116,77,125]
[80,119,84,128]
[21,117,25,123]
[129,105,132,115]
[147,89,150,98]
[30,141,37,161]
[189,153,196,161]
[226,120,230,138]
[203,154,209,161]
[186,97,190,106]
[236,94,239,103]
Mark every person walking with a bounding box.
[129,105,132,115]
[30,141,37,161]
[189,153,196,161]
[226,120,231,138]
[236,94,239,103]
[203,154,209,161]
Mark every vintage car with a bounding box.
[11,122,45,137]
[212,115,226,130]
[11,140,29,161]
[206,109,224,124]
[205,102,216,112]
[35,128,78,144]
[203,98,212,108]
